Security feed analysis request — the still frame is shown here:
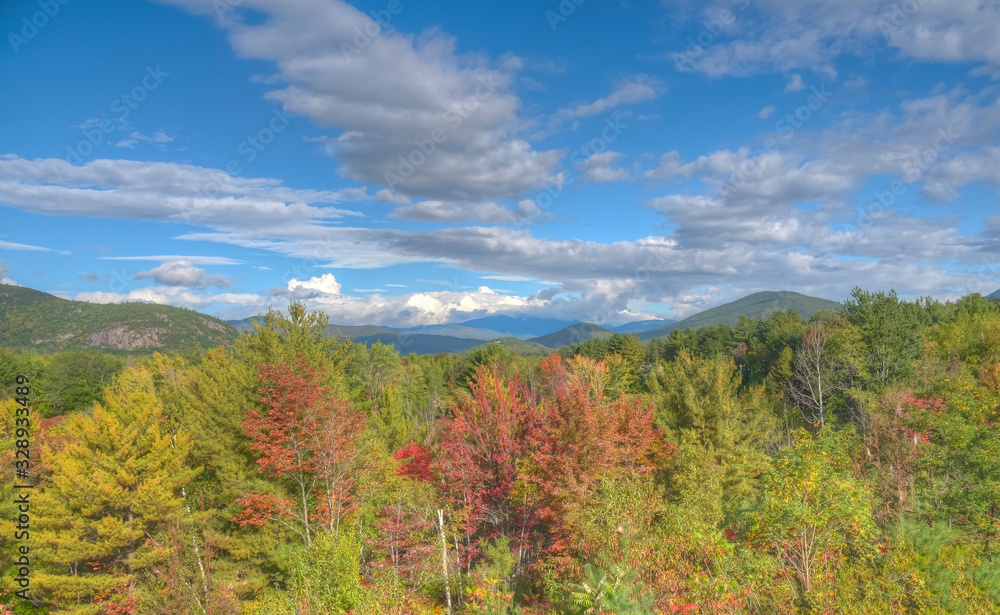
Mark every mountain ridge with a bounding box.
[637,291,842,341]
[0,284,237,353]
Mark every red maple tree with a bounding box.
[234,357,367,545]
[529,355,667,568]
[438,366,542,572]
[394,441,437,483]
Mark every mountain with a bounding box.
[226,316,261,331]
[225,315,488,354]
[0,284,237,353]
[325,324,395,338]
[611,318,676,334]
[384,323,507,341]
[989,289,1000,300]
[462,337,554,357]
[456,315,578,338]
[637,291,843,341]
[529,323,616,349]
[350,331,481,355]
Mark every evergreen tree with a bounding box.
[842,287,923,390]
[651,352,773,520]
[34,367,198,614]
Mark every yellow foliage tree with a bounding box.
[33,366,198,614]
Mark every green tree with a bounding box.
[650,352,774,521]
[236,303,352,395]
[743,428,878,611]
[842,288,923,390]
[42,350,124,417]
[459,344,515,389]
[607,333,643,373]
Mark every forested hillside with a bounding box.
[637,291,843,340]
[0,285,237,354]
[0,290,998,614]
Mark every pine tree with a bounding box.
[652,352,774,520]
[33,367,198,614]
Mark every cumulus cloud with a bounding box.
[158,0,562,202]
[133,260,232,289]
[579,151,630,183]
[0,260,18,286]
[676,0,999,77]
[283,273,342,298]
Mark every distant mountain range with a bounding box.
[0,285,237,353]
[0,284,846,356]
[611,318,676,333]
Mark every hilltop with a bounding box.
[637,291,842,341]
[529,323,616,349]
[0,285,237,354]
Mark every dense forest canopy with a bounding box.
[0,288,998,614]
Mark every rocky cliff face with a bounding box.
[88,324,163,350]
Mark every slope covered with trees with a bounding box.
[0,285,237,354]
[637,291,843,341]
[0,289,998,614]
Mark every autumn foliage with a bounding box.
[14,297,1000,614]
[438,365,542,569]
[234,357,367,544]
[530,355,667,564]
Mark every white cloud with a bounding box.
[391,199,542,224]
[159,0,563,202]
[286,273,342,298]
[784,74,806,92]
[0,239,60,252]
[758,105,776,119]
[75,286,262,308]
[678,0,999,77]
[114,130,175,148]
[0,156,364,230]
[133,260,232,289]
[579,151,630,183]
[553,75,662,121]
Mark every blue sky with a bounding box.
[0,0,997,326]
